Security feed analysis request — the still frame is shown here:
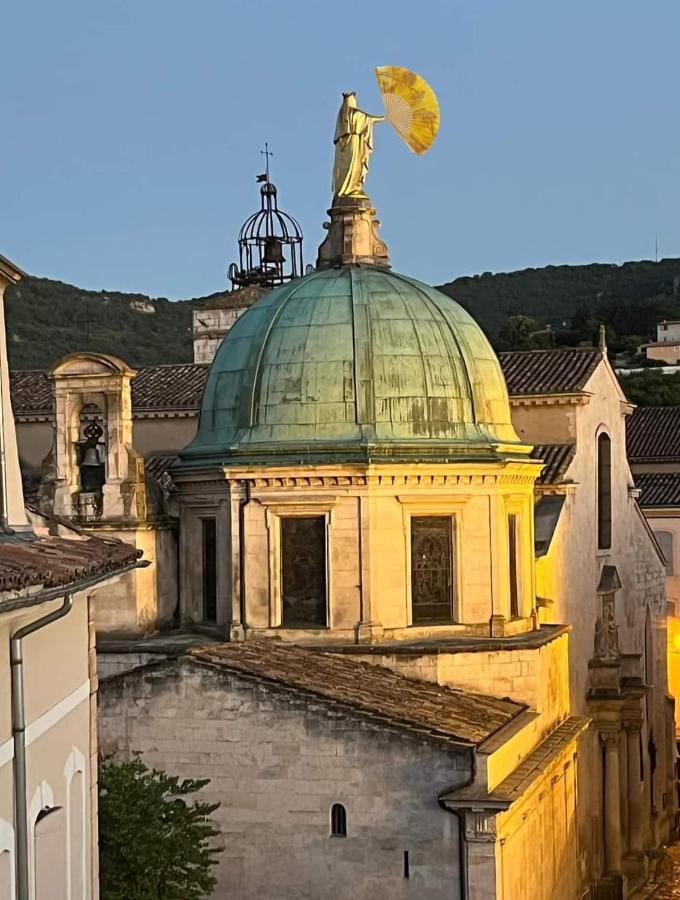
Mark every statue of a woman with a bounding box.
[332,92,384,199]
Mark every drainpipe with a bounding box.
[9,560,144,900]
[438,750,477,900]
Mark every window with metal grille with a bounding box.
[508,514,520,618]
[410,516,455,625]
[330,803,347,837]
[597,434,612,550]
[202,518,217,622]
[281,516,327,627]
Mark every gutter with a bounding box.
[10,559,145,900]
[438,752,477,900]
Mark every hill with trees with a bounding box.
[6,257,680,374]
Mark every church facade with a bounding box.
[8,175,678,897]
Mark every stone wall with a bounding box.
[99,659,472,900]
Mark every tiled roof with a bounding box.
[131,364,208,411]
[9,364,209,418]
[634,472,680,508]
[499,348,602,396]
[10,370,52,415]
[0,528,142,596]
[530,444,575,484]
[627,406,680,463]
[190,640,525,746]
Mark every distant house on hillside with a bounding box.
[643,320,680,365]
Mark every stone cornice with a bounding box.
[509,392,590,408]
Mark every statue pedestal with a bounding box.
[316,196,390,269]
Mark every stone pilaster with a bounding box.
[601,730,623,876]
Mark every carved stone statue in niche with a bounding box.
[593,591,620,660]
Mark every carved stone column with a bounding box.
[602,731,623,875]
[624,722,644,857]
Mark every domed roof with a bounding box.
[181,266,526,466]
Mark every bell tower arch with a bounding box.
[47,352,141,520]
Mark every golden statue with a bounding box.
[332,92,384,199]
[331,70,440,200]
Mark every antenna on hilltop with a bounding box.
[655,237,659,263]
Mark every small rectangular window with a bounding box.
[281,516,327,627]
[202,518,217,622]
[508,514,520,618]
[410,516,455,625]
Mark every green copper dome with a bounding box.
[181,266,525,466]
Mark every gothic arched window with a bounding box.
[597,433,612,550]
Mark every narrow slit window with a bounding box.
[281,516,327,627]
[597,433,612,550]
[410,516,455,625]
[330,803,347,837]
[508,514,520,619]
[202,518,217,623]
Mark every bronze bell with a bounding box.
[80,446,101,467]
[263,236,285,264]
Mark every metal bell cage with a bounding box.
[229,181,304,290]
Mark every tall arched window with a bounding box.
[597,433,612,550]
[330,803,347,838]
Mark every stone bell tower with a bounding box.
[43,352,145,522]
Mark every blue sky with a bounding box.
[2,0,679,298]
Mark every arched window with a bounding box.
[330,803,347,838]
[597,433,612,550]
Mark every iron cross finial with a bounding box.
[260,141,274,181]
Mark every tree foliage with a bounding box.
[99,757,221,900]
[618,370,680,407]
[496,315,555,351]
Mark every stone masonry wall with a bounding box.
[99,659,472,900]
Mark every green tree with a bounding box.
[496,315,554,350]
[99,757,221,900]
[618,370,680,406]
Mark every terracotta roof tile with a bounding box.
[10,370,52,416]
[634,472,680,507]
[190,640,525,746]
[131,364,208,411]
[530,443,576,484]
[499,348,602,396]
[0,532,141,595]
[627,406,680,463]
[10,364,209,418]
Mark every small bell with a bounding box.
[263,237,285,265]
[80,446,101,467]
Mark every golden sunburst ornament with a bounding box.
[375,65,440,156]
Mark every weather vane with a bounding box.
[331,66,440,199]
[257,141,274,183]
